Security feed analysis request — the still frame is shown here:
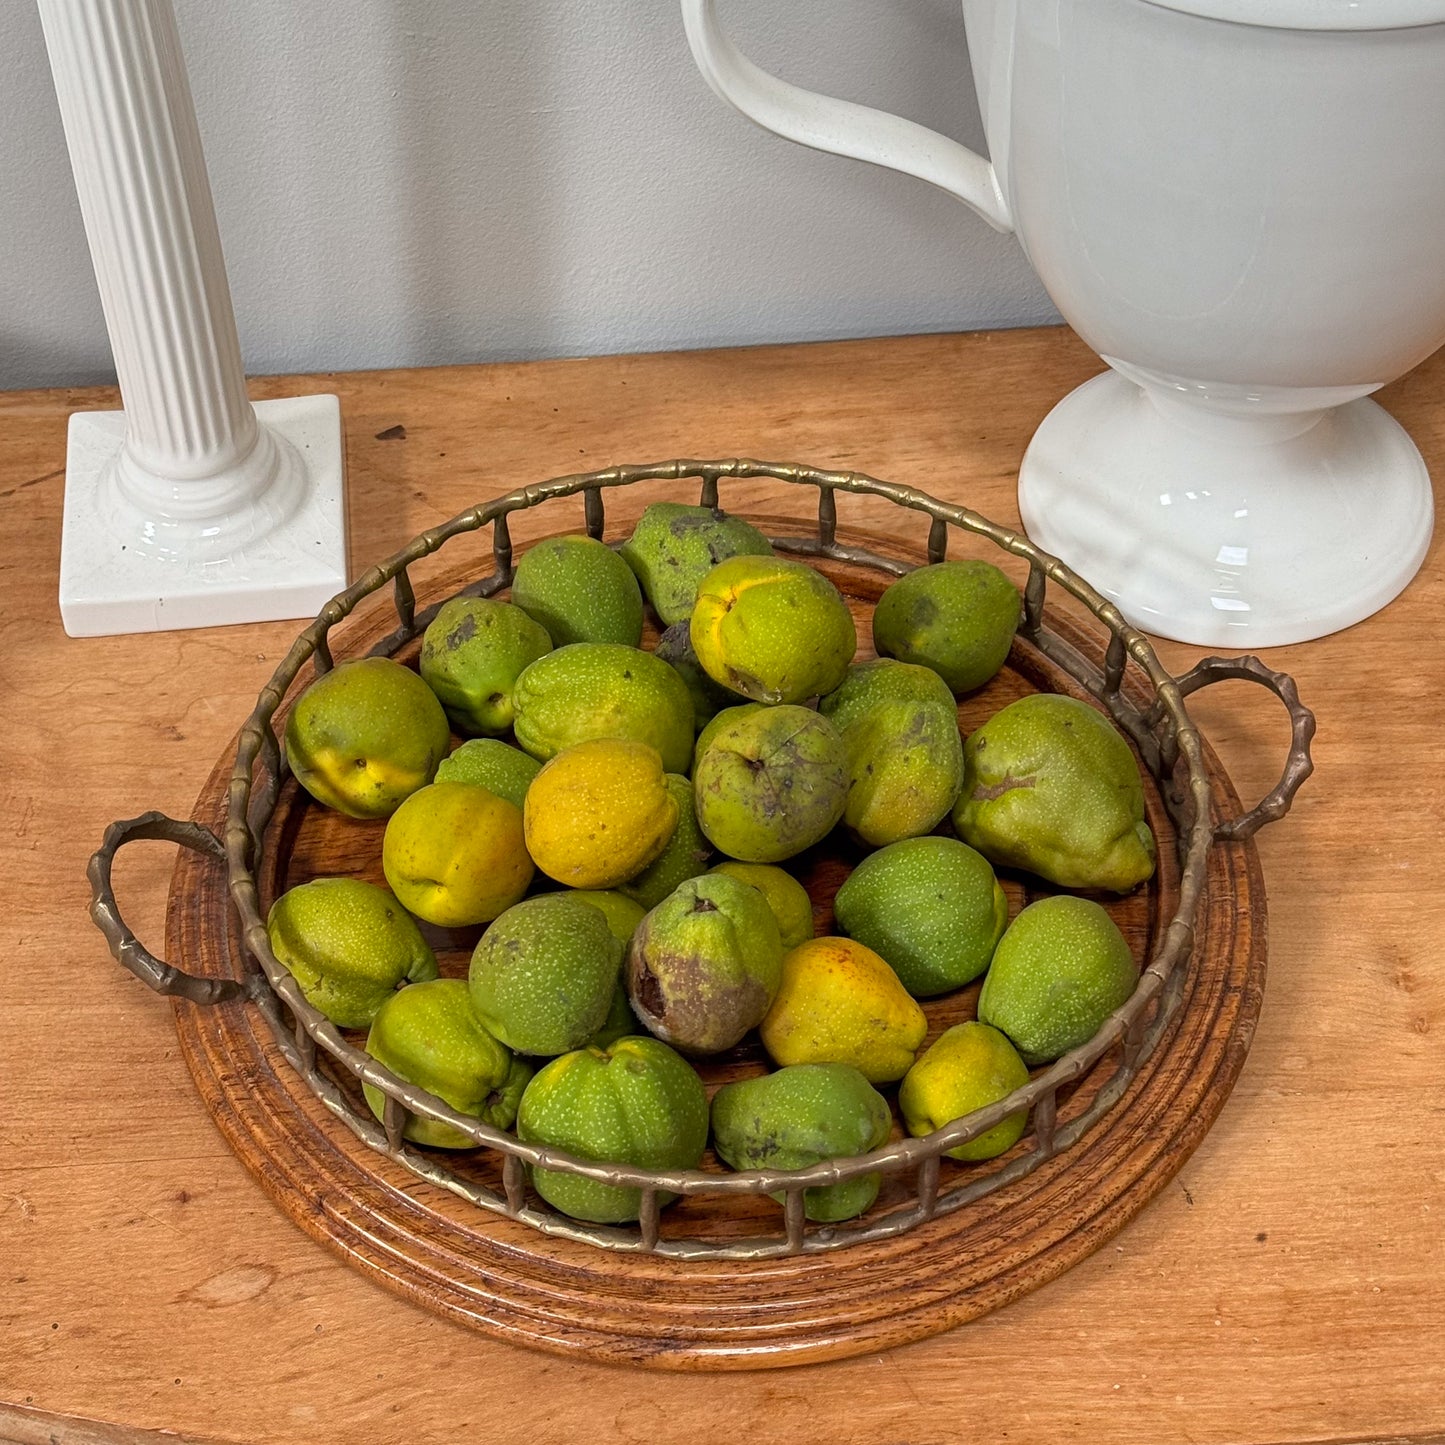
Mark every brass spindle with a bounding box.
[258,721,281,789]
[1104,631,1127,696]
[493,511,513,582]
[784,1188,807,1252]
[817,486,837,548]
[382,1094,406,1153]
[293,1019,316,1074]
[927,515,948,564]
[1023,563,1046,636]
[312,632,334,676]
[248,727,282,865]
[1123,1011,1148,1071]
[393,566,416,634]
[502,1153,527,1216]
[1159,719,1181,777]
[699,473,719,509]
[244,813,266,879]
[916,1153,941,1221]
[1033,1089,1058,1155]
[584,485,605,539]
[638,1189,661,1251]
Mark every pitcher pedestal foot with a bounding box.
[1017,370,1435,647]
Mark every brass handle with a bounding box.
[87,811,249,1006]
[1173,655,1317,842]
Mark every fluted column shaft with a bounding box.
[38,0,258,490]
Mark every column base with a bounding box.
[59,394,349,637]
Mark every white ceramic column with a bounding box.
[38,0,348,637]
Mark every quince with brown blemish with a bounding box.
[690,555,856,705]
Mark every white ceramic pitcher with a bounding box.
[682,0,1445,645]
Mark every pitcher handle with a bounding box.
[681,0,1013,232]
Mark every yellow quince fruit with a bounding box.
[381,781,532,928]
[523,738,679,889]
[760,936,927,1084]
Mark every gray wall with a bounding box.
[0,0,1055,392]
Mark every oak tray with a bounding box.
[90,460,1314,1370]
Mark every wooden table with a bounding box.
[3,328,1442,1445]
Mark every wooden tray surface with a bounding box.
[162,548,1265,1370]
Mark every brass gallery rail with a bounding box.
[89,458,1315,1261]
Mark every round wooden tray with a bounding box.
[157,550,1267,1370]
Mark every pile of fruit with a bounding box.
[269,502,1158,1228]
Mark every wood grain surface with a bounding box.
[3,328,1443,1442]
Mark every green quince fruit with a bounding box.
[977,895,1139,1065]
[899,1022,1030,1161]
[620,503,773,626]
[871,560,1020,695]
[819,657,957,732]
[419,596,551,737]
[363,978,532,1148]
[711,1064,892,1222]
[832,836,1007,997]
[512,642,694,774]
[266,876,437,1028]
[952,693,1157,892]
[468,893,623,1055]
[693,704,848,863]
[839,698,964,847]
[434,737,542,809]
[284,656,450,819]
[516,1036,709,1223]
[511,534,644,648]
